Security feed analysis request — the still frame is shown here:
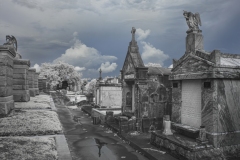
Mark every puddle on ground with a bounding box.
[74,137,117,160]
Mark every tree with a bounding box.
[85,79,97,94]
[39,61,82,88]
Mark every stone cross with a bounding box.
[131,27,136,43]
[99,68,102,80]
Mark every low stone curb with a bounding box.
[49,96,57,111]
[80,105,171,160]
[29,134,72,160]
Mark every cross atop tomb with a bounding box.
[99,68,102,80]
[131,27,136,43]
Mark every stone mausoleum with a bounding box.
[121,27,172,131]
[95,72,122,108]
[151,11,240,159]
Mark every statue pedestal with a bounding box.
[163,120,173,135]
[186,30,203,53]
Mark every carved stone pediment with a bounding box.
[172,55,214,74]
[122,54,135,77]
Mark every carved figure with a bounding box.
[3,35,17,51]
[183,10,201,32]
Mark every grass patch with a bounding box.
[0,110,62,136]
[0,137,57,160]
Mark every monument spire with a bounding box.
[131,27,136,43]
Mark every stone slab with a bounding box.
[0,66,13,76]
[0,100,14,115]
[0,86,12,97]
[13,73,27,79]
[13,79,27,85]
[0,54,14,67]
[151,131,240,160]
[0,96,13,102]
[29,89,36,97]
[13,85,28,90]
[13,90,29,94]
[13,65,29,69]
[13,94,30,102]
[13,68,27,74]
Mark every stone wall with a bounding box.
[0,46,15,115]
[13,59,30,102]
[34,73,39,95]
[28,68,36,97]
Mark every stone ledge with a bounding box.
[151,131,240,160]
[172,122,199,139]
[0,95,13,102]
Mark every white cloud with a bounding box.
[74,66,86,72]
[99,62,117,73]
[141,41,169,66]
[33,63,40,72]
[136,28,151,40]
[53,34,117,68]
[168,64,173,68]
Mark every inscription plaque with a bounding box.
[181,80,201,128]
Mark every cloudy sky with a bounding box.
[1,0,240,78]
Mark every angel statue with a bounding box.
[3,35,17,51]
[183,10,201,32]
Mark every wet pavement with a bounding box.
[51,92,148,160]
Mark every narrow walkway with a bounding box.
[51,92,148,160]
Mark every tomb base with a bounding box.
[0,96,14,116]
[29,89,36,97]
[13,94,30,102]
[35,88,39,95]
[151,130,240,160]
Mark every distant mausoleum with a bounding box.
[95,73,122,108]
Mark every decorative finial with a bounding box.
[131,27,136,43]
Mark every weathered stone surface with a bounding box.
[13,79,27,85]
[0,96,13,102]
[0,54,14,67]
[13,94,30,102]
[13,68,27,74]
[35,88,39,95]
[13,59,30,66]
[0,86,12,97]
[13,73,27,79]
[0,100,14,115]
[12,85,28,90]
[28,68,36,72]
[186,32,203,53]
[0,66,13,77]
[29,89,36,97]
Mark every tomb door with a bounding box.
[181,80,202,128]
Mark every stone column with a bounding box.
[0,46,16,115]
[28,68,36,97]
[13,59,30,102]
[34,72,39,95]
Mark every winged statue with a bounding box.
[183,10,201,32]
[3,35,17,51]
